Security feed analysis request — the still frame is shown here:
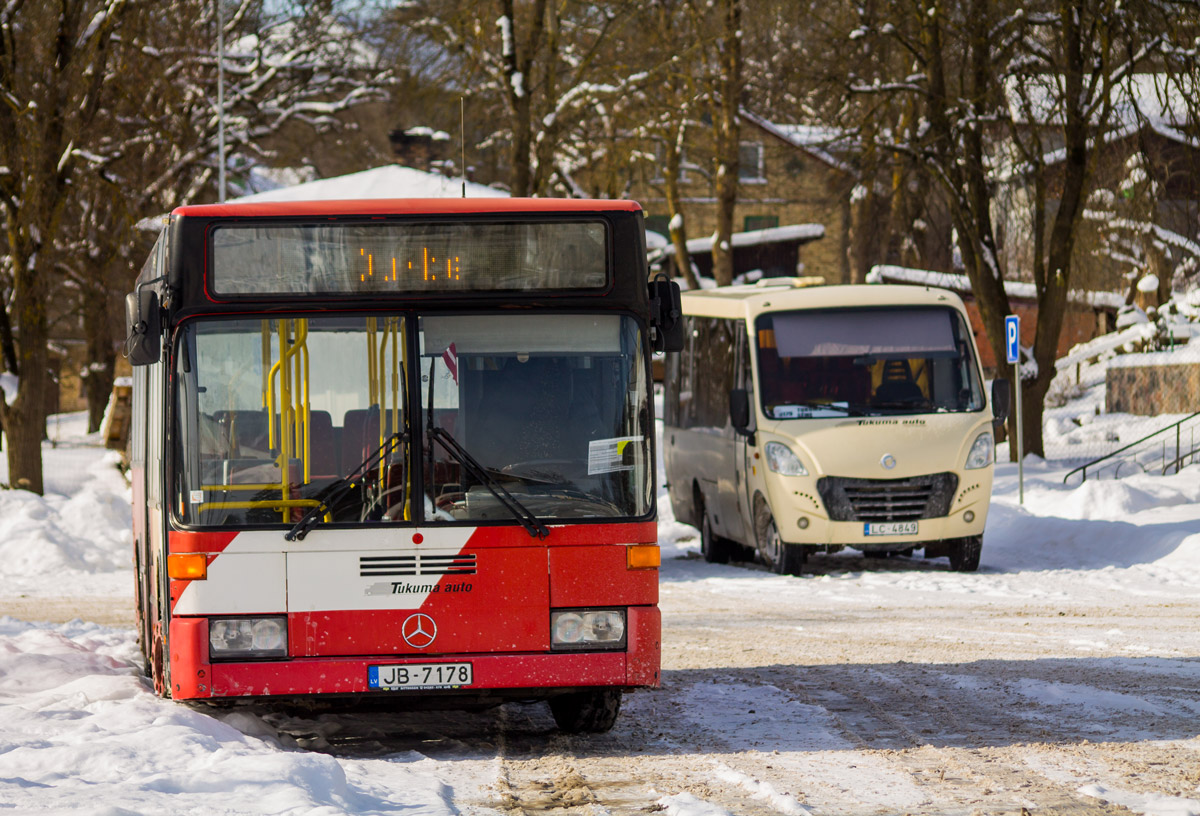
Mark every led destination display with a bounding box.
[211,220,608,296]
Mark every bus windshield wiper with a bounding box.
[424,355,548,539]
[285,432,407,542]
[428,426,550,540]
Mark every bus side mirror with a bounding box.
[991,378,1011,424]
[648,276,685,353]
[730,388,752,435]
[125,288,161,366]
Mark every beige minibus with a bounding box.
[662,280,1009,574]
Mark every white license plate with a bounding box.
[864,521,918,536]
[369,662,473,690]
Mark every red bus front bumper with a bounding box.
[169,606,660,700]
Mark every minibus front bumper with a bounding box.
[767,473,991,549]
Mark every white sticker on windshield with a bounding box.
[588,436,643,475]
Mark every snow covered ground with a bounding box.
[1,403,1199,814]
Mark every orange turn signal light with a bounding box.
[627,544,660,569]
[167,553,208,580]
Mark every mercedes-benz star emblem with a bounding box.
[401,613,437,649]
[881,453,897,470]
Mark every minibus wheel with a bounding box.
[754,497,804,576]
[948,535,982,572]
[695,490,733,564]
[548,688,622,733]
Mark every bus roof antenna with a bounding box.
[460,97,467,198]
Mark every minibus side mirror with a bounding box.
[730,388,753,437]
[125,288,161,366]
[991,378,1011,424]
[648,275,685,353]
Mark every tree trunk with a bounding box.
[82,286,117,434]
[709,0,741,287]
[499,0,547,198]
[4,274,49,494]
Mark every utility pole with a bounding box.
[217,0,227,202]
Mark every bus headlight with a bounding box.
[550,609,626,650]
[208,616,288,660]
[965,431,994,470]
[764,442,808,476]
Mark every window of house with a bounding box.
[739,142,765,182]
[651,142,696,184]
[744,215,779,232]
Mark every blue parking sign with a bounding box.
[1005,315,1020,364]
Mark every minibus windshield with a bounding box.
[755,306,984,419]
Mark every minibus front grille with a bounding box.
[817,474,958,522]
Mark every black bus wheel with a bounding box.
[548,688,622,733]
[948,535,982,572]
[755,498,804,576]
[700,511,732,564]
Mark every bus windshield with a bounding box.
[172,313,651,528]
[420,313,651,521]
[755,306,984,419]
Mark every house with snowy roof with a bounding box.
[632,110,861,284]
[993,74,1200,307]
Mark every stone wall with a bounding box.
[1107,363,1200,415]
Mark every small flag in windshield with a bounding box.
[442,343,458,385]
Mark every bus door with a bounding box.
[732,321,762,546]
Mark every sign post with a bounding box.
[1005,315,1024,504]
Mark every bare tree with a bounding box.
[811,0,1191,458]
[68,0,391,434]
[0,0,130,493]
[410,0,649,197]
[705,0,743,286]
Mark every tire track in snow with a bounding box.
[776,665,1139,815]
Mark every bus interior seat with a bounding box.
[341,407,401,473]
[874,359,924,404]
[307,409,337,477]
[223,410,271,458]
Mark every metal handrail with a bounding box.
[1162,445,1200,476]
[1063,411,1200,484]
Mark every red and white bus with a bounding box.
[125,198,682,732]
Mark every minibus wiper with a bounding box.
[428,426,551,540]
[778,402,869,417]
[285,432,407,542]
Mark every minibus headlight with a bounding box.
[764,442,808,476]
[208,616,288,660]
[965,431,994,470]
[551,609,626,650]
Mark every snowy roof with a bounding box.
[658,223,825,257]
[740,109,855,174]
[230,18,381,70]
[868,265,1125,310]
[645,229,668,250]
[230,165,508,203]
[1006,73,1195,130]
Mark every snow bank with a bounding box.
[0,619,461,815]
[0,413,132,598]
